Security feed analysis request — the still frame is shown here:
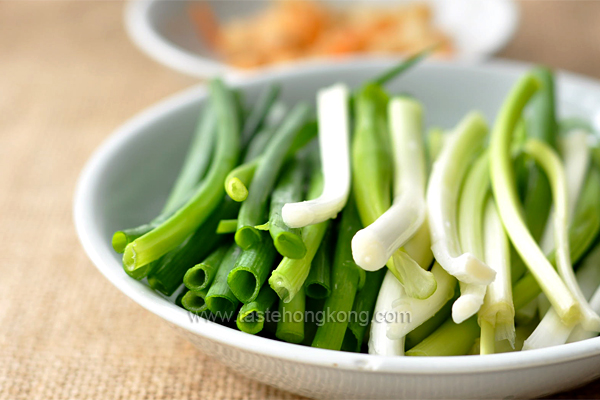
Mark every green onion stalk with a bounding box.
[183,244,230,293]
[269,172,330,303]
[312,200,366,351]
[123,79,240,274]
[489,73,583,327]
[227,237,278,303]
[266,157,307,259]
[236,284,279,335]
[513,164,600,309]
[205,243,243,316]
[276,286,306,344]
[112,105,216,256]
[305,226,333,299]
[147,198,239,296]
[235,103,312,249]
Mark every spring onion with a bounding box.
[404,291,456,350]
[369,270,406,356]
[351,84,432,296]
[205,244,243,315]
[405,316,479,357]
[305,226,333,299]
[490,73,582,327]
[181,288,209,315]
[524,243,600,349]
[352,97,427,274]
[344,268,386,352]
[479,199,515,353]
[183,244,229,293]
[112,106,216,255]
[227,237,277,303]
[269,173,329,303]
[523,138,600,331]
[312,201,365,350]
[236,103,312,249]
[276,287,306,343]
[283,84,351,228]
[539,132,591,253]
[123,79,240,273]
[427,112,495,284]
[512,164,600,309]
[236,284,278,335]
[386,263,456,340]
[147,198,238,296]
[267,157,307,258]
[454,152,490,324]
[216,219,238,234]
[241,84,281,147]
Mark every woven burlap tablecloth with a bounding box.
[1,1,599,399]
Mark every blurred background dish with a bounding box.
[125,0,518,78]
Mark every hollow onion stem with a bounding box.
[236,103,312,249]
[269,173,329,303]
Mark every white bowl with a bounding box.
[74,60,600,399]
[124,0,519,79]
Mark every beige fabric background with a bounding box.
[1,1,599,399]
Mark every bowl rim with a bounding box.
[74,58,600,374]
[124,0,519,79]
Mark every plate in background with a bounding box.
[125,0,519,79]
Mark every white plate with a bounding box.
[74,60,600,399]
[125,0,519,79]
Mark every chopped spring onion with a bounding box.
[282,84,351,228]
[427,112,496,285]
[183,244,229,292]
[227,237,277,303]
[147,198,238,296]
[181,288,209,315]
[489,74,581,327]
[205,244,243,315]
[236,103,312,249]
[123,79,240,272]
[268,157,307,259]
[236,284,278,335]
[523,138,600,332]
[216,219,238,234]
[224,159,258,202]
[269,173,329,303]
